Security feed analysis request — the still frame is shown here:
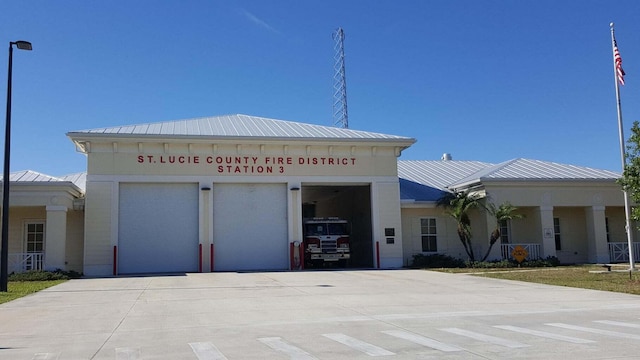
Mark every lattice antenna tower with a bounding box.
[332,27,348,128]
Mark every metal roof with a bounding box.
[68,114,416,143]
[2,170,86,192]
[61,172,87,192]
[398,158,621,202]
[397,160,492,192]
[7,170,62,182]
[450,158,621,189]
[399,178,448,202]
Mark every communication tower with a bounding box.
[332,27,348,128]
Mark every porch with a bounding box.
[501,242,640,264]
[608,242,640,263]
[7,252,44,274]
[500,243,541,261]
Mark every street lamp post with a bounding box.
[1,40,32,292]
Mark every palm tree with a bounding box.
[437,191,483,262]
[480,202,524,261]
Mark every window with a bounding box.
[605,217,611,242]
[24,222,45,270]
[25,222,45,253]
[304,222,349,236]
[499,219,510,244]
[420,218,437,252]
[554,218,561,251]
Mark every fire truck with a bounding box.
[303,217,351,268]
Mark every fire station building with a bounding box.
[67,114,415,276]
[4,114,636,276]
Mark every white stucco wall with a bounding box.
[79,136,411,275]
[83,181,115,276]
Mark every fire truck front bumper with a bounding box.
[308,253,350,262]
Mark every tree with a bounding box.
[619,121,640,221]
[437,191,483,262]
[480,202,524,261]
[438,191,524,263]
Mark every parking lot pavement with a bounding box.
[1,269,639,359]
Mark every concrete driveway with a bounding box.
[1,269,639,359]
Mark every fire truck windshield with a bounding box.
[304,222,349,236]
[327,223,349,235]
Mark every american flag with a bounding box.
[614,39,626,85]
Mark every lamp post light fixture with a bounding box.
[1,40,32,292]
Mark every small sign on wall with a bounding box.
[385,228,395,244]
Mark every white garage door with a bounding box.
[213,183,288,271]
[119,183,199,274]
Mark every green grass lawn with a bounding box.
[0,280,66,304]
[435,265,640,295]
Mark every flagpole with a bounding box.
[610,22,636,271]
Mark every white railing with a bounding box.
[608,242,640,263]
[501,244,541,261]
[7,252,44,273]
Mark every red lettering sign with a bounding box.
[136,155,357,174]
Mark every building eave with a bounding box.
[450,177,619,192]
[10,181,84,198]
[67,133,416,154]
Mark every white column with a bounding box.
[585,206,609,263]
[539,206,556,258]
[45,205,68,271]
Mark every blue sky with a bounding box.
[1,0,640,176]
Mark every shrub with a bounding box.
[411,253,466,268]
[9,269,82,282]
[467,256,560,269]
[519,256,560,268]
[467,260,513,268]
